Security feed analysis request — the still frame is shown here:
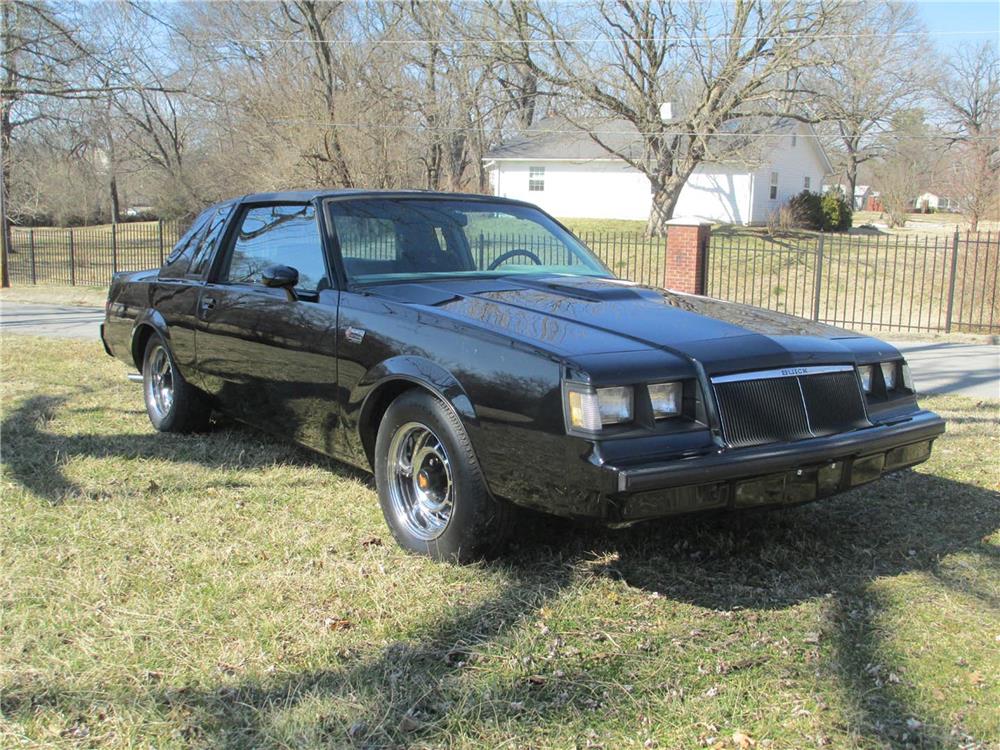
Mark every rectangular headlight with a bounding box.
[597,386,633,425]
[649,381,682,418]
[858,364,874,393]
[902,363,914,391]
[880,361,898,390]
[565,384,633,432]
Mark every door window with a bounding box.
[189,205,233,276]
[222,204,328,291]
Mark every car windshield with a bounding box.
[326,198,611,284]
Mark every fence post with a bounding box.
[944,228,960,333]
[663,218,710,294]
[29,229,37,285]
[477,231,484,270]
[158,220,165,264]
[111,222,118,274]
[812,232,825,321]
[69,228,76,286]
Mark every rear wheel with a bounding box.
[374,390,515,562]
[142,334,211,433]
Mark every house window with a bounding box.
[528,166,545,192]
[791,134,797,147]
[803,176,811,190]
[769,172,779,200]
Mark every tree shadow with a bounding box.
[0,395,371,505]
[3,393,998,747]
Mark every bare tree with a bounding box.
[811,2,928,201]
[874,109,939,228]
[487,0,843,235]
[933,43,999,232]
[1,0,95,285]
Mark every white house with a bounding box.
[913,192,960,212]
[483,118,833,225]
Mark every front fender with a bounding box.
[346,355,478,468]
[357,355,477,423]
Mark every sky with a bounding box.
[914,0,1000,53]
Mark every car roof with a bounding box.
[234,188,536,207]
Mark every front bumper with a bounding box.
[603,410,945,522]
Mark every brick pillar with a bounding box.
[664,219,710,295]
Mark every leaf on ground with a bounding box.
[323,617,353,631]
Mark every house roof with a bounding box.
[485,117,646,161]
[485,116,834,173]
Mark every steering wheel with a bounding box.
[488,249,544,270]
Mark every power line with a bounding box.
[228,30,997,45]
[247,119,996,140]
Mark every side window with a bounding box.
[222,204,327,291]
[188,205,233,277]
[769,171,779,200]
[161,208,213,276]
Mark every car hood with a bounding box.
[367,275,896,373]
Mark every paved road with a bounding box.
[1,301,997,399]
[0,301,104,340]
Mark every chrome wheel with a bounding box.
[386,421,454,541]
[145,344,174,420]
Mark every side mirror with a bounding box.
[261,264,299,301]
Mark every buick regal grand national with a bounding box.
[101,191,945,561]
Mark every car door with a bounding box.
[195,202,341,453]
[146,204,232,378]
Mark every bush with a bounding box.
[781,189,853,232]
[787,190,824,229]
[820,190,853,231]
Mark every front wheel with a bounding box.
[374,390,515,562]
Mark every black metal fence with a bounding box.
[7,221,184,287]
[7,219,998,335]
[706,229,999,334]
[6,221,667,288]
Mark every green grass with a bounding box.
[2,336,998,748]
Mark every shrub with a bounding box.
[782,189,853,232]
[821,190,853,231]
[787,190,824,229]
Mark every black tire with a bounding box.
[374,389,516,562]
[142,334,212,433]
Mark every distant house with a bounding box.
[483,117,833,225]
[914,192,960,212]
[823,184,880,211]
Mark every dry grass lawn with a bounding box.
[1,336,998,749]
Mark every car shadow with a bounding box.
[4,394,998,747]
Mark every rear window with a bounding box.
[160,203,233,278]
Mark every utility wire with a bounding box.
[244,119,998,140]
[229,29,997,45]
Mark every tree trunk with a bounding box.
[0,99,12,288]
[1,0,14,288]
[645,174,687,237]
[109,173,121,224]
[844,159,858,207]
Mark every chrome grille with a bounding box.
[712,366,869,448]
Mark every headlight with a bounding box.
[565,385,634,431]
[902,363,914,390]
[880,361,898,390]
[858,365,874,393]
[596,386,633,425]
[649,381,682,418]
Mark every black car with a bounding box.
[101,190,945,561]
